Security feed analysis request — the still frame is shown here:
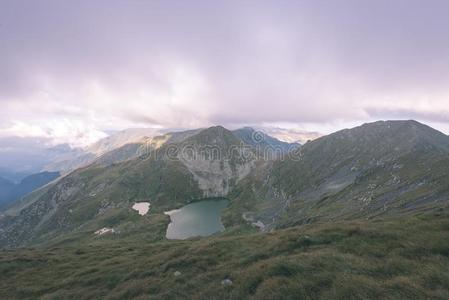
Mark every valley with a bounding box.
[1,120,449,299]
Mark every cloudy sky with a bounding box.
[1,0,449,146]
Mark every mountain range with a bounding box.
[1,120,449,299]
[1,120,448,248]
[0,136,76,181]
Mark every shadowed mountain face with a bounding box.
[0,177,15,203]
[1,120,449,248]
[0,171,60,210]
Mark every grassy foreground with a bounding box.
[1,211,449,299]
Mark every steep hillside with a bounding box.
[175,126,256,197]
[229,120,449,229]
[2,120,449,249]
[0,126,255,247]
[94,143,145,166]
[0,154,201,247]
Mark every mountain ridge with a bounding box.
[1,120,449,248]
[227,120,449,229]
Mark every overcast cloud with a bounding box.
[1,0,449,146]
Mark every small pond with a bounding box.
[165,198,229,240]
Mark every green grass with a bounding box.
[1,211,449,299]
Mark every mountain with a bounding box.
[0,126,255,247]
[0,137,77,180]
[0,168,31,184]
[93,142,145,166]
[43,128,164,172]
[43,128,205,173]
[0,171,60,210]
[2,120,449,249]
[85,128,162,156]
[1,120,449,298]
[228,120,449,228]
[0,128,190,177]
[257,126,322,144]
[92,128,204,167]
[0,177,14,203]
[176,126,256,197]
[232,127,300,157]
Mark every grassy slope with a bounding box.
[0,153,203,248]
[2,121,449,299]
[1,210,449,299]
[6,121,449,248]
[226,121,449,229]
[0,125,255,248]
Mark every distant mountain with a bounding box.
[0,177,14,188]
[85,128,162,156]
[44,127,295,173]
[232,127,300,156]
[93,143,145,166]
[258,127,322,144]
[0,168,31,184]
[93,128,204,167]
[0,137,76,180]
[43,128,164,172]
[0,171,60,210]
[0,177,15,202]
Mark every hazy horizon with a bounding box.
[2,0,449,146]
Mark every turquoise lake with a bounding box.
[165,199,229,240]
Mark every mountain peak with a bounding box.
[359,119,428,130]
[299,119,449,160]
[183,125,239,147]
[356,119,436,131]
[239,126,256,131]
[352,120,449,150]
[203,125,228,132]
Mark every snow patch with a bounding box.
[132,202,150,215]
[252,220,266,230]
[94,227,115,235]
